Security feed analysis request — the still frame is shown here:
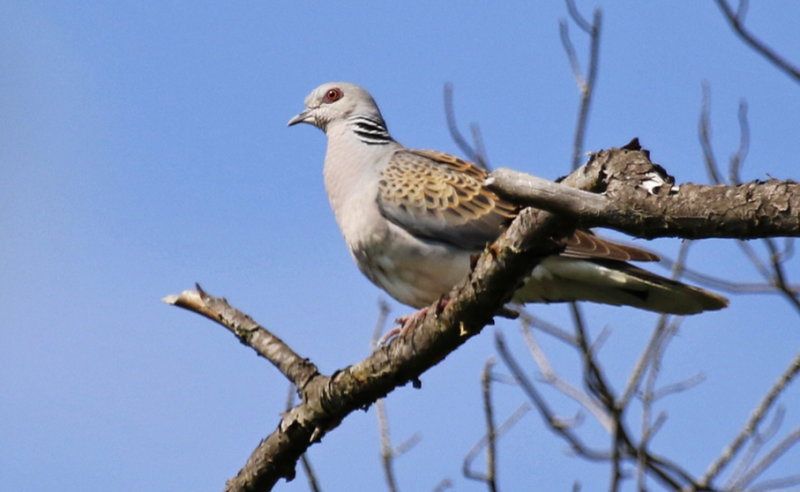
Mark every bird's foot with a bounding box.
[378,307,429,345]
[378,297,452,345]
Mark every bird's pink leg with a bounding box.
[378,298,451,345]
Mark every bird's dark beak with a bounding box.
[287,109,313,127]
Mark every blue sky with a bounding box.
[2,2,799,491]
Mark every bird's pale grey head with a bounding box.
[288,82,386,133]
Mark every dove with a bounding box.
[288,82,728,319]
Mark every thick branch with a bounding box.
[167,141,797,490]
[165,204,572,490]
[487,141,800,239]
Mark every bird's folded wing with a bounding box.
[377,149,516,249]
[378,149,660,263]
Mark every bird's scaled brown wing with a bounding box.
[379,149,659,262]
[377,149,517,249]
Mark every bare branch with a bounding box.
[699,83,724,185]
[432,478,454,492]
[519,320,613,431]
[370,298,392,351]
[376,400,398,492]
[699,347,800,487]
[764,237,800,314]
[729,99,750,185]
[733,426,800,490]
[487,145,800,240]
[495,330,609,460]
[169,178,578,490]
[464,358,499,491]
[463,402,530,485]
[163,285,319,390]
[443,83,488,169]
[565,0,592,33]
[620,315,671,410]
[285,387,322,492]
[651,373,706,401]
[560,3,602,170]
[659,254,796,294]
[520,310,577,345]
[749,474,800,492]
[727,406,785,488]
[713,0,800,82]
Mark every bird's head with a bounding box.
[288,82,385,133]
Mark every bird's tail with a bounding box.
[516,257,728,315]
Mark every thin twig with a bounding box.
[565,0,592,33]
[432,479,454,492]
[285,385,321,492]
[463,399,531,486]
[659,255,795,294]
[470,123,490,170]
[764,237,800,314]
[726,406,785,488]
[732,426,800,490]
[443,83,487,169]
[371,300,402,492]
[163,285,320,390]
[699,83,723,185]
[561,4,602,170]
[370,298,392,351]
[482,358,499,492]
[519,309,577,345]
[520,319,613,430]
[651,373,706,401]
[728,99,750,185]
[376,398,399,492]
[495,330,609,460]
[713,0,800,82]
[749,474,800,492]
[698,347,800,487]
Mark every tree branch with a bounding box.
[167,200,572,490]
[487,140,800,239]
[166,139,798,490]
[713,0,800,82]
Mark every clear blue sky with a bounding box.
[2,2,799,491]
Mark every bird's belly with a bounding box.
[350,224,473,308]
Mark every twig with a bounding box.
[432,479,454,492]
[443,83,488,169]
[495,330,609,460]
[560,2,603,170]
[464,358,500,491]
[520,309,577,345]
[713,0,800,82]
[698,347,800,487]
[658,255,796,294]
[463,399,530,487]
[519,319,613,431]
[764,237,800,314]
[728,99,750,185]
[285,385,321,492]
[726,406,785,488]
[163,285,319,390]
[636,318,678,490]
[749,473,800,492]
[376,397,399,492]
[732,426,800,490]
[651,373,706,401]
[699,83,723,185]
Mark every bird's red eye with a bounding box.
[323,88,342,103]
